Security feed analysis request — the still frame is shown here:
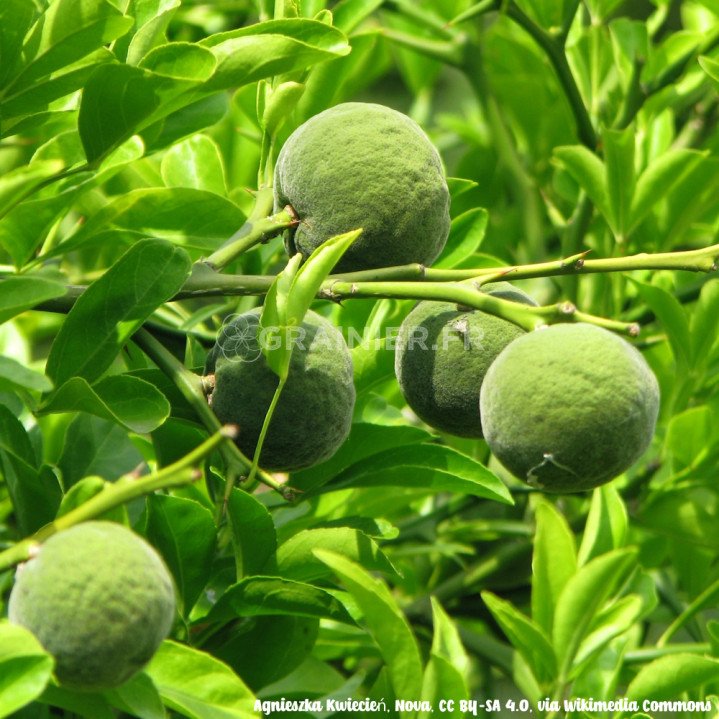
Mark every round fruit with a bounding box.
[9,521,176,691]
[394,283,537,438]
[205,308,355,471]
[479,323,660,492]
[274,102,450,273]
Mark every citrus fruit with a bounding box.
[479,323,660,492]
[274,102,450,273]
[9,521,176,691]
[205,308,355,471]
[394,282,536,437]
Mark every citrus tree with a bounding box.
[1,0,719,717]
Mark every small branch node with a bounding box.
[27,543,42,560]
[559,301,576,315]
[201,374,215,396]
[221,424,240,440]
[284,204,299,225]
[629,323,641,337]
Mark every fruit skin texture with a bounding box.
[274,102,450,273]
[9,521,176,691]
[394,283,537,438]
[479,323,660,493]
[205,308,355,471]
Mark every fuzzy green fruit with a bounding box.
[479,323,660,492]
[9,521,176,691]
[274,102,450,273]
[394,283,537,438]
[205,309,355,471]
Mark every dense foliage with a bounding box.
[1,0,719,717]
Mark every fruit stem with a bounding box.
[202,192,296,272]
[245,375,287,486]
[321,279,640,335]
[330,242,719,282]
[0,428,231,572]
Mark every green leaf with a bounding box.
[262,81,305,136]
[52,188,245,257]
[577,485,628,565]
[631,279,691,370]
[330,444,513,504]
[105,672,166,719]
[0,402,35,463]
[9,0,132,90]
[124,0,181,67]
[0,621,54,719]
[139,42,216,81]
[260,252,302,379]
[203,615,318,691]
[639,486,719,549]
[142,94,229,154]
[515,0,579,32]
[421,599,469,715]
[435,208,488,269]
[700,55,719,86]
[690,279,719,371]
[447,177,479,199]
[0,276,67,325]
[58,414,144,488]
[641,30,701,88]
[39,685,114,719]
[0,356,52,394]
[554,146,612,230]
[160,135,227,196]
[315,550,423,706]
[144,641,256,719]
[200,19,351,91]
[145,494,216,615]
[286,229,362,327]
[40,375,170,434]
[46,239,191,386]
[603,126,635,239]
[291,422,432,493]
[0,136,144,267]
[666,405,717,472]
[630,149,705,231]
[482,592,557,684]
[77,44,216,164]
[0,161,63,222]
[274,527,398,582]
[0,406,62,534]
[0,51,113,120]
[573,594,644,671]
[206,577,354,624]
[0,0,36,89]
[552,548,637,672]
[78,63,162,164]
[227,488,277,579]
[626,654,719,702]
[332,0,385,32]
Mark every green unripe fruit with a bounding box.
[274,102,450,273]
[9,522,176,691]
[394,283,537,438]
[205,309,355,471]
[479,323,660,492]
